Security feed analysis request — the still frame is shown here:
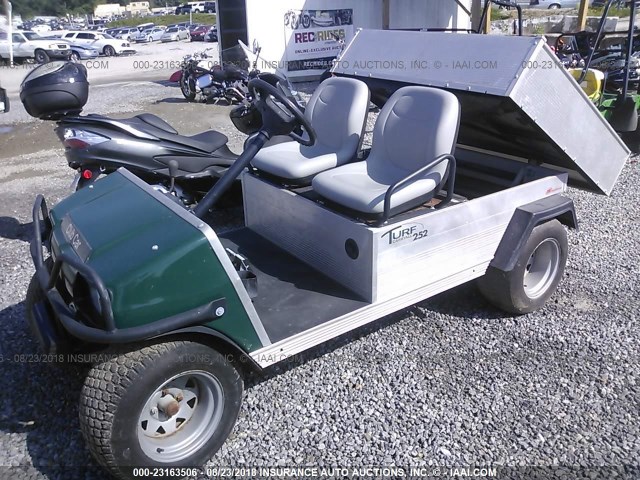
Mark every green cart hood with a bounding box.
[48,169,268,352]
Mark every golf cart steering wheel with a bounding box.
[248,78,316,146]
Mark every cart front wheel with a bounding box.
[79,341,243,479]
[477,220,568,314]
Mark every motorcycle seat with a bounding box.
[134,113,178,134]
[127,116,229,152]
[212,65,248,82]
[179,130,230,153]
[85,114,229,153]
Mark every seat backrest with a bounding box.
[303,77,370,158]
[368,86,460,182]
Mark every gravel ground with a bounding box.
[0,79,638,480]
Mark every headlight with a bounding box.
[72,274,104,323]
[48,43,59,49]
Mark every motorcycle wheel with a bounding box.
[180,74,197,101]
[301,14,311,29]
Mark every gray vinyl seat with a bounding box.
[312,86,461,222]
[251,76,370,183]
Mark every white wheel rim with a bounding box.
[523,238,561,299]
[137,370,224,463]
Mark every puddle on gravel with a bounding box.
[0,122,59,158]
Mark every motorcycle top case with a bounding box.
[20,61,89,120]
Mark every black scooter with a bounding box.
[58,111,239,204]
[21,61,302,205]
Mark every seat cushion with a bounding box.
[312,161,440,215]
[134,113,178,134]
[251,141,340,180]
[183,130,229,153]
[250,77,370,181]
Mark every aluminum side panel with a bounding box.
[374,174,568,302]
[243,174,375,302]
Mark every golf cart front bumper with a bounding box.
[29,195,226,353]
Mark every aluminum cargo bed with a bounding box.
[332,30,629,195]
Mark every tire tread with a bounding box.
[80,341,189,479]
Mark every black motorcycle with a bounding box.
[179,48,253,103]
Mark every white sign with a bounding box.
[283,8,354,73]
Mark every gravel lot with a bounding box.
[0,74,638,480]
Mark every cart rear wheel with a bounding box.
[477,220,568,314]
[79,341,243,479]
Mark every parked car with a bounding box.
[175,4,192,14]
[161,26,190,42]
[0,31,71,64]
[136,22,155,31]
[190,2,215,12]
[60,40,100,61]
[190,24,211,41]
[134,27,165,43]
[61,31,136,56]
[204,25,218,42]
[529,0,582,7]
[591,0,629,6]
[495,0,533,6]
[116,28,139,42]
[31,24,52,34]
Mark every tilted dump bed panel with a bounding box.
[333,30,629,195]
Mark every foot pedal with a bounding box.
[225,248,258,299]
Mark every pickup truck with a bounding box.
[0,31,71,63]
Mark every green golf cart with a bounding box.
[26,30,628,479]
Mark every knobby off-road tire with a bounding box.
[477,220,568,314]
[79,341,243,480]
[25,269,47,340]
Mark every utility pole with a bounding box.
[3,0,13,66]
[576,0,589,31]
